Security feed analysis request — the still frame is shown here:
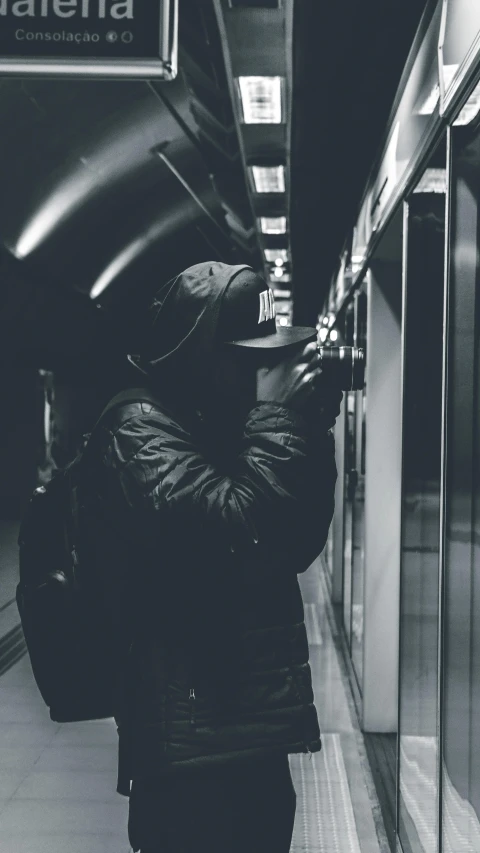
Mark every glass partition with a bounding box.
[340,290,367,689]
[442,122,480,853]
[398,145,447,853]
[351,287,367,685]
[343,302,356,646]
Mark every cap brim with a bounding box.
[226,326,317,350]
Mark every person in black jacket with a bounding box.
[89,262,342,853]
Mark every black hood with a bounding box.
[128,261,252,403]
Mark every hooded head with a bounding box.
[128,261,316,415]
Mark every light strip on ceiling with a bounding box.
[259,216,287,234]
[275,300,293,315]
[251,165,285,193]
[270,272,291,283]
[237,76,283,123]
[265,249,288,263]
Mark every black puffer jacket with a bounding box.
[82,263,337,794]
[86,394,336,795]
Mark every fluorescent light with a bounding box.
[237,76,283,123]
[259,216,287,234]
[265,249,288,263]
[275,301,292,315]
[273,288,291,298]
[413,168,447,194]
[319,328,328,343]
[330,329,339,342]
[251,165,285,193]
[454,78,480,125]
[270,272,291,284]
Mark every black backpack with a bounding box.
[16,387,160,723]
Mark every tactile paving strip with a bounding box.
[289,735,362,853]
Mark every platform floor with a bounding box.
[0,556,388,853]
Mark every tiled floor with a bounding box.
[0,556,388,853]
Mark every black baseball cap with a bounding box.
[219,269,317,351]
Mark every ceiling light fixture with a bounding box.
[237,76,283,124]
[265,249,288,263]
[270,272,291,284]
[250,165,285,193]
[274,267,284,278]
[259,216,287,234]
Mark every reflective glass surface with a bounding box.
[343,303,355,645]
[442,124,480,853]
[351,289,367,685]
[398,184,446,853]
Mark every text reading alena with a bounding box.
[0,1,134,17]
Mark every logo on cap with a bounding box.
[258,289,275,324]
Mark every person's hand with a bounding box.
[314,384,344,431]
[257,342,343,427]
[256,342,319,409]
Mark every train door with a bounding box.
[397,142,447,853]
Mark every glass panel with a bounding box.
[442,123,480,853]
[343,302,355,646]
[351,288,367,685]
[398,151,446,853]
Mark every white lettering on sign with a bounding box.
[0,0,134,16]
[258,289,275,324]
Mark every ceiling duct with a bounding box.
[179,0,256,253]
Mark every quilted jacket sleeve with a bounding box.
[104,402,337,576]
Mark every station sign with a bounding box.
[0,0,178,78]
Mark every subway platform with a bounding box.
[0,542,388,853]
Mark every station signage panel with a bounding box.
[0,0,178,78]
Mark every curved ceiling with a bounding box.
[0,0,429,376]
